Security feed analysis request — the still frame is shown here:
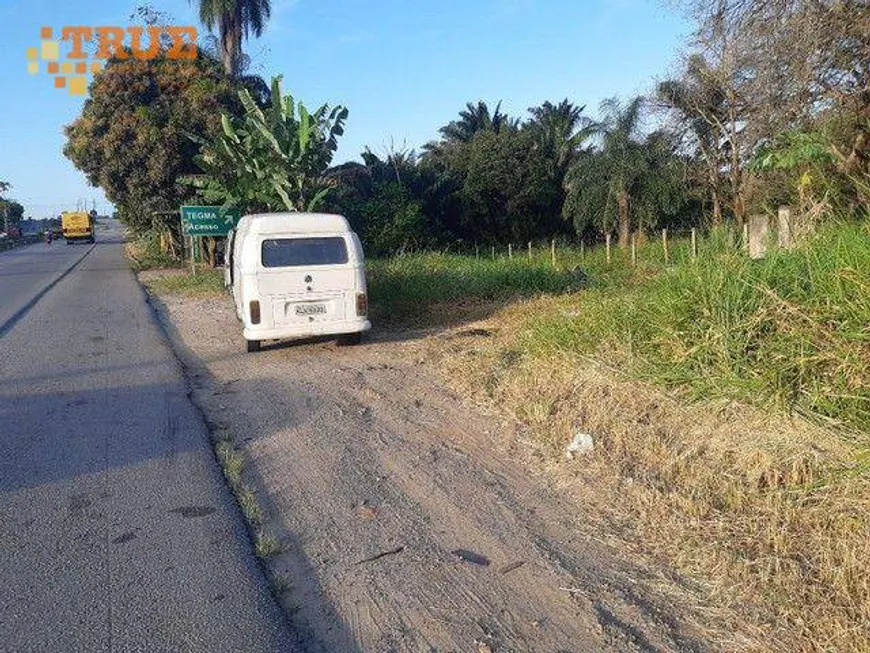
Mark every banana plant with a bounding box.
[188,75,348,212]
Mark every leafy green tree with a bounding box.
[64,52,241,238]
[189,76,348,212]
[460,129,562,243]
[356,181,428,255]
[327,147,422,206]
[415,140,467,239]
[325,148,441,254]
[420,102,523,243]
[633,130,694,230]
[5,201,24,227]
[749,128,843,220]
[194,0,271,76]
[0,182,24,233]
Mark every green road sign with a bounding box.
[180,206,241,236]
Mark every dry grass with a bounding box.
[430,298,870,652]
[254,532,283,559]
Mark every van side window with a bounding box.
[261,237,349,268]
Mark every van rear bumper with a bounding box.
[243,318,371,342]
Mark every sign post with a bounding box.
[180,206,241,273]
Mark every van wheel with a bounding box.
[338,332,362,346]
[246,339,261,353]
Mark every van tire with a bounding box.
[338,332,362,346]
[246,339,261,353]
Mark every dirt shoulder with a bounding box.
[140,272,725,653]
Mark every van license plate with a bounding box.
[295,304,327,316]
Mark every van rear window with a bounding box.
[261,237,349,268]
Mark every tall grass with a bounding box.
[368,225,869,431]
[521,224,870,432]
[366,253,582,321]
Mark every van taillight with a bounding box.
[249,300,261,324]
[356,293,368,316]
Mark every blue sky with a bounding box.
[0,0,690,218]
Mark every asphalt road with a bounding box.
[0,221,298,652]
[0,236,91,335]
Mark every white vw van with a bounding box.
[224,212,371,352]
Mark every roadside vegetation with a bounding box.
[533,225,869,431]
[64,3,868,276]
[0,180,25,238]
[368,254,580,322]
[142,269,224,296]
[371,223,869,432]
[126,231,184,272]
[213,432,283,563]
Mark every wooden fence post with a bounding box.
[580,240,585,261]
[475,243,479,259]
[605,234,611,263]
[508,243,513,259]
[662,229,669,264]
[631,233,637,266]
[550,239,556,267]
[691,228,697,260]
[528,241,532,260]
[206,236,217,268]
[742,223,749,252]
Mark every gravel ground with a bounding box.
[142,275,711,653]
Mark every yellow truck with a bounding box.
[61,211,95,244]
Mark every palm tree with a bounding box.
[562,97,651,246]
[194,0,271,76]
[438,101,512,144]
[526,99,596,185]
[596,96,646,247]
